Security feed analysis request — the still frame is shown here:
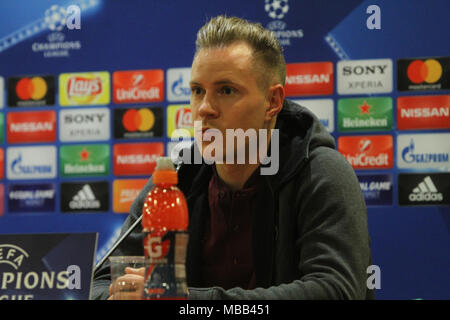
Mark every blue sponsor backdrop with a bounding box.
[8,183,56,213]
[0,0,449,299]
[358,174,393,206]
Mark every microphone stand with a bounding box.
[94,214,143,274]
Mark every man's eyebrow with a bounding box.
[189,79,238,86]
[213,79,237,85]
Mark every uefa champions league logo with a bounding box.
[45,5,67,31]
[264,0,303,46]
[264,0,289,20]
[44,4,81,31]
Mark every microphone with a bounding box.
[93,161,183,274]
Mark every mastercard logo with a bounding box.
[15,77,48,101]
[122,108,155,132]
[407,59,443,84]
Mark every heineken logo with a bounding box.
[338,97,393,132]
[60,144,109,177]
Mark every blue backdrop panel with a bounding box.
[0,0,449,299]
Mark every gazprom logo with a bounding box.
[11,154,52,175]
[167,68,191,102]
[401,139,449,164]
[7,146,56,180]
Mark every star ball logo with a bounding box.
[45,4,81,31]
[264,0,303,46]
[7,76,55,107]
[114,107,163,139]
[398,57,450,91]
[265,0,289,19]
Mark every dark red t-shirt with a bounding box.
[200,167,260,290]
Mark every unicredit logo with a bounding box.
[113,70,164,103]
[359,139,371,153]
[338,135,393,169]
[346,152,389,168]
[407,59,442,84]
[67,76,102,98]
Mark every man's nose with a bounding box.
[197,95,219,119]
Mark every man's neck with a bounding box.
[215,162,260,191]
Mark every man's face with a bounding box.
[190,42,272,162]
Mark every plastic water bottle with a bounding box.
[142,157,189,299]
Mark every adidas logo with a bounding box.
[408,176,443,202]
[69,184,101,209]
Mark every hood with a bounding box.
[271,99,336,187]
[176,99,336,194]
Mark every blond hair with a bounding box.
[195,15,286,88]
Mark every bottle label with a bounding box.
[143,230,189,299]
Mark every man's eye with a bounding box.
[191,87,203,95]
[220,86,236,95]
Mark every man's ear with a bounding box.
[265,84,285,122]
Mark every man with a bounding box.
[93,15,374,300]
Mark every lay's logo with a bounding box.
[167,105,193,138]
[59,72,110,106]
[67,76,102,97]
